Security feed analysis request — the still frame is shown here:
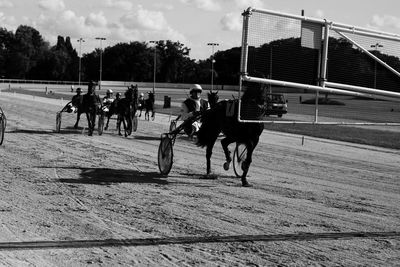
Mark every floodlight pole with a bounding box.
[370,42,383,89]
[149,41,158,94]
[77,38,85,86]
[207,43,219,90]
[95,37,106,90]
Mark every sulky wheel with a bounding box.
[0,116,4,146]
[55,112,62,133]
[158,134,174,175]
[98,113,105,135]
[132,115,138,132]
[233,143,248,177]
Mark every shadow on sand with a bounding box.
[55,166,168,185]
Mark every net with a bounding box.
[239,8,400,125]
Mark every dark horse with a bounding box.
[74,81,101,136]
[196,82,267,187]
[115,85,138,136]
[144,92,155,120]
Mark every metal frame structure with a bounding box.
[239,7,400,125]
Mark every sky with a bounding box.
[1,0,400,60]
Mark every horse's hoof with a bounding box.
[201,173,218,179]
[242,182,252,187]
[223,162,230,171]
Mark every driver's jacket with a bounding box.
[181,98,209,120]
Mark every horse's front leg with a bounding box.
[86,112,93,136]
[205,142,215,175]
[104,114,110,130]
[221,137,234,171]
[74,112,81,129]
[117,115,122,135]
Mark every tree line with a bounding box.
[0,25,241,86]
[1,25,400,92]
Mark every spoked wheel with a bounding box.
[132,115,138,132]
[233,143,248,177]
[158,134,174,175]
[98,113,105,135]
[55,112,62,133]
[169,120,176,132]
[0,115,5,146]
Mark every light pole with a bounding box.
[370,42,383,89]
[149,40,158,94]
[77,38,85,86]
[207,43,219,90]
[268,44,277,94]
[95,37,106,90]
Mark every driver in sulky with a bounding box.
[180,84,210,137]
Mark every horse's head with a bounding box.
[208,90,219,108]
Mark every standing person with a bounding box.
[180,84,210,136]
[83,81,101,136]
[138,92,145,117]
[102,89,114,113]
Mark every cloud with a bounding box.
[179,0,221,11]
[0,0,13,8]
[220,13,242,31]
[105,0,133,10]
[38,0,65,12]
[120,5,167,31]
[233,0,265,9]
[153,3,174,11]
[85,11,108,28]
[369,14,400,30]
[0,12,16,30]
[315,9,324,19]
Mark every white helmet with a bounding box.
[106,89,113,94]
[189,84,202,94]
[140,93,144,97]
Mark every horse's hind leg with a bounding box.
[241,139,259,187]
[221,137,234,171]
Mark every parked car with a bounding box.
[265,93,288,117]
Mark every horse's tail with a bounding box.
[196,103,222,148]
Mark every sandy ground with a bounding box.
[0,92,399,266]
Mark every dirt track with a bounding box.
[0,92,399,266]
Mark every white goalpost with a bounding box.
[239,7,400,125]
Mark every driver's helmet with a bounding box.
[76,87,82,93]
[106,89,113,95]
[140,93,144,97]
[189,84,202,94]
[116,92,121,98]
